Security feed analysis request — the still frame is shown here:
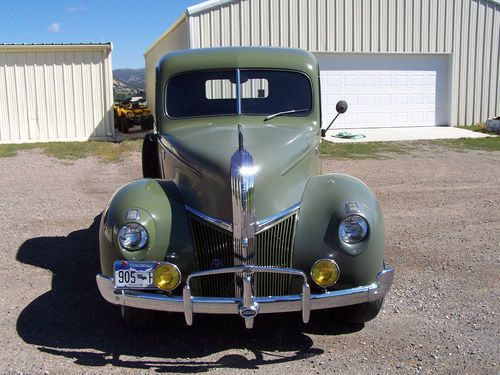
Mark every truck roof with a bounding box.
[157,47,318,79]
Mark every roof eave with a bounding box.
[0,43,112,52]
[186,0,235,16]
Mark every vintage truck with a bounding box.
[96,47,394,329]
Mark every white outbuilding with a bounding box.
[0,43,114,144]
[145,0,499,128]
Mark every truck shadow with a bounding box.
[16,215,362,372]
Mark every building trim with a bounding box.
[186,0,235,16]
[0,43,112,52]
[144,14,187,56]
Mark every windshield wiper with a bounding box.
[263,108,309,121]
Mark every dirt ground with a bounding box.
[0,144,498,374]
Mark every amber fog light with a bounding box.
[153,263,181,291]
[311,259,340,288]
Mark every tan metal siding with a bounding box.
[144,18,190,116]
[0,45,113,144]
[186,0,499,125]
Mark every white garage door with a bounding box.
[315,53,450,128]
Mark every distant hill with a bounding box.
[113,68,145,90]
[112,68,145,102]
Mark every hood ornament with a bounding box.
[230,124,256,276]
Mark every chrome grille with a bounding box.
[255,214,296,297]
[188,213,297,297]
[189,215,235,297]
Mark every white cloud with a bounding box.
[48,22,61,33]
[66,5,86,12]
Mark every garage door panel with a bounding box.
[316,53,450,128]
[378,95,392,105]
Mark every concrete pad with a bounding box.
[323,126,493,143]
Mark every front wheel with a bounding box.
[119,117,130,133]
[334,298,384,324]
[120,306,154,329]
[142,131,161,178]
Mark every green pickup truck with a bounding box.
[97,47,394,329]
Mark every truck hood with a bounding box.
[160,120,320,223]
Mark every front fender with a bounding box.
[293,173,385,288]
[99,179,194,278]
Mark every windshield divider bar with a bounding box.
[236,69,242,115]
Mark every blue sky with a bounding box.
[0,0,203,68]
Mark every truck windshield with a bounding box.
[165,69,312,119]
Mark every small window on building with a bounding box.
[241,79,269,99]
[205,79,237,99]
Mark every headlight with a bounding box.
[118,223,148,251]
[126,112,135,118]
[339,214,368,244]
[153,263,181,291]
[311,259,340,288]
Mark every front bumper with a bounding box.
[96,263,394,328]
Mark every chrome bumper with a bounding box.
[96,264,394,329]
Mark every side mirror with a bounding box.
[336,100,348,114]
[321,100,349,137]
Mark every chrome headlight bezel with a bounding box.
[339,214,369,244]
[118,223,148,251]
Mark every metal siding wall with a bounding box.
[490,2,500,117]
[0,46,113,143]
[186,0,499,125]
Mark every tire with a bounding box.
[334,298,384,324]
[113,109,119,128]
[141,116,154,131]
[142,131,161,178]
[120,117,130,133]
[120,306,154,329]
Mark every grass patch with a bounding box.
[2,136,497,163]
[458,124,498,135]
[0,143,39,158]
[0,139,143,162]
[321,135,499,159]
[320,140,409,159]
[431,136,500,152]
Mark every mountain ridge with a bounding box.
[113,68,145,90]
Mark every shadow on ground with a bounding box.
[16,215,362,372]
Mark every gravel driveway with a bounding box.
[0,144,498,374]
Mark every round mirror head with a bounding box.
[336,100,348,114]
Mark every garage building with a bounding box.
[0,43,114,144]
[145,0,499,128]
